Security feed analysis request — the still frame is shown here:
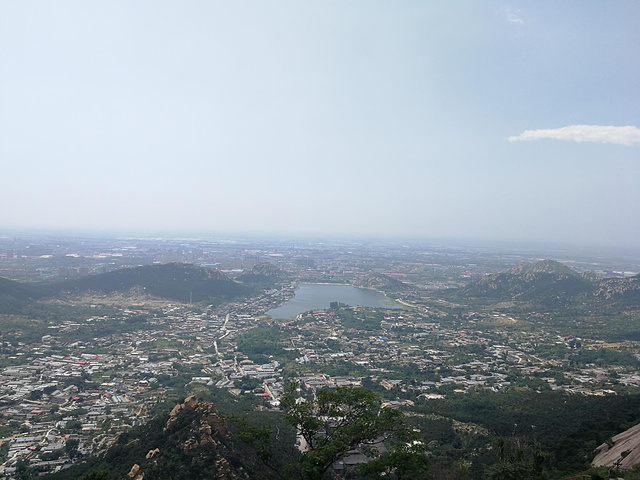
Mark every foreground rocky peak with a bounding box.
[97,396,249,480]
[165,395,228,445]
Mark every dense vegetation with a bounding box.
[233,326,298,363]
[44,389,296,480]
[0,263,252,312]
[56,263,250,304]
[43,387,427,480]
[413,390,640,477]
[0,263,256,342]
[236,262,289,286]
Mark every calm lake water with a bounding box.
[266,283,398,318]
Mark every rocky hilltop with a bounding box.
[459,260,591,304]
[457,260,640,308]
[48,396,256,480]
[593,274,640,304]
[130,395,246,480]
[165,395,229,447]
[506,259,579,276]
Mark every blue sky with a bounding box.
[1,1,639,247]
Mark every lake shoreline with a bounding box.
[266,283,399,319]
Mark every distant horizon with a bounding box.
[1,225,638,255]
[2,2,638,252]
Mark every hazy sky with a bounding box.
[2,1,639,247]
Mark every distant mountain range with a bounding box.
[0,263,252,312]
[2,260,638,314]
[456,259,640,308]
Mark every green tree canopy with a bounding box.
[280,386,428,480]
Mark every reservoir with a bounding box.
[266,283,398,319]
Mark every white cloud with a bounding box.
[508,125,640,146]
[504,8,525,24]
[507,13,524,24]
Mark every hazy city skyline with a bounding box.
[2,2,639,247]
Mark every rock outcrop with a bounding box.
[127,464,140,478]
[165,395,227,448]
[593,423,640,470]
[145,448,159,459]
[104,396,247,480]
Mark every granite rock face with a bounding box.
[593,423,640,470]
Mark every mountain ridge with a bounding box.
[0,263,250,311]
[457,260,640,308]
[55,263,248,303]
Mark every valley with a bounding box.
[0,235,639,478]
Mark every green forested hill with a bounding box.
[56,263,249,303]
[236,262,289,286]
[0,263,250,310]
[0,276,41,313]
